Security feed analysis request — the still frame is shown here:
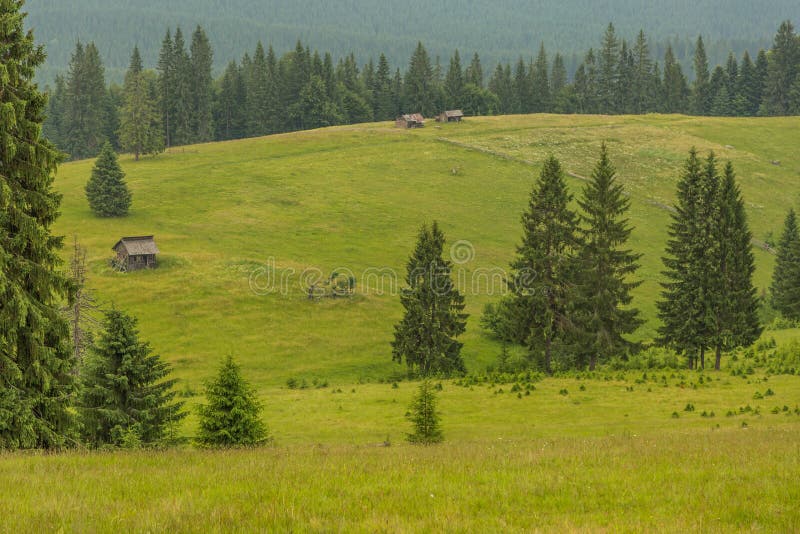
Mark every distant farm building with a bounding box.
[113,236,159,271]
[437,110,464,123]
[396,113,425,128]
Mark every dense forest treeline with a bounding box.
[27,0,800,84]
[43,20,800,160]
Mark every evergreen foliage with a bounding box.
[571,144,642,370]
[63,41,108,159]
[119,47,163,160]
[771,209,800,319]
[392,222,468,376]
[78,309,185,448]
[85,142,132,217]
[0,0,76,450]
[406,380,443,444]
[196,356,270,447]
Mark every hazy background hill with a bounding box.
[26,0,800,82]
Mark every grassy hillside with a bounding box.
[4,114,799,532]
[53,114,799,390]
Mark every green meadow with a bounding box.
[4,114,799,531]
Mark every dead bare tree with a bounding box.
[63,237,100,367]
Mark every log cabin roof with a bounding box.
[113,236,159,256]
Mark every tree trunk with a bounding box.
[700,347,705,370]
[589,354,596,371]
[715,344,722,371]
[544,334,552,375]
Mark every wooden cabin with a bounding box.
[113,236,159,271]
[437,110,464,122]
[396,113,425,128]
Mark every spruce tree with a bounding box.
[465,52,483,88]
[170,28,193,146]
[692,36,711,115]
[64,41,107,159]
[403,42,436,116]
[508,156,579,372]
[215,61,247,140]
[197,356,270,447]
[0,1,76,449]
[78,309,185,447]
[658,149,720,369]
[406,380,443,444]
[373,54,394,120]
[631,30,653,113]
[662,46,689,114]
[444,49,464,109]
[598,23,619,114]
[761,21,799,115]
[530,43,551,112]
[572,144,642,369]
[157,29,175,148]
[710,162,761,369]
[771,209,800,318]
[392,222,468,376]
[85,142,132,217]
[190,25,214,142]
[119,47,163,160]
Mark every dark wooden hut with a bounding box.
[396,113,425,128]
[437,110,464,122]
[113,236,159,271]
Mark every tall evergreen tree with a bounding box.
[197,356,270,447]
[64,41,107,159]
[771,209,800,318]
[119,47,163,160]
[78,309,185,447]
[737,51,760,116]
[631,30,653,113]
[170,28,193,145]
[465,52,483,88]
[85,142,132,217]
[214,61,247,140]
[572,144,642,369]
[43,75,67,148]
[661,45,684,112]
[189,25,214,142]
[444,49,464,108]
[0,0,77,449]
[392,222,467,376]
[530,43,551,112]
[692,36,712,115]
[658,149,719,369]
[156,29,175,148]
[403,42,437,116]
[507,156,579,372]
[598,23,620,113]
[710,162,761,369]
[373,53,394,120]
[761,21,799,115]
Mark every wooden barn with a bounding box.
[396,113,425,128]
[113,236,159,271]
[437,110,464,123]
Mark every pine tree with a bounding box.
[170,28,193,146]
[662,45,688,113]
[0,1,77,449]
[85,142,132,217]
[197,356,270,447]
[631,30,653,113]
[551,53,570,112]
[737,51,760,116]
[403,42,436,116]
[43,75,67,149]
[78,309,185,447]
[189,25,214,142]
[692,36,711,115]
[710,162,761,369]
[214,61,247,140]
[406,380,443,444]
[771,209,800,318]
[572,144,642,369]
[119,47,163,160]
[507,156,579,372]
[373,54,394,120]
[598,23,619,113]
[157,30,175,148]
[444,49,464,109]
[64,41,107,159]
[512,58,529,113]
[465,52,483,88]
[392,222,468,376]
[530,43,551,112]
[658,149,718,369]
[246,42,271,136]
[761,21,799,115]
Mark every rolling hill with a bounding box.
[53,114,800,391]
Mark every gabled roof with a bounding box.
[113,236,159,255]
[401,113,425,123]
[443,109,464,118]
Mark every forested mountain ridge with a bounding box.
[27,0,800,82]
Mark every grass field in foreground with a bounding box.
[51,114,800,391]
[2,372,799,532]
